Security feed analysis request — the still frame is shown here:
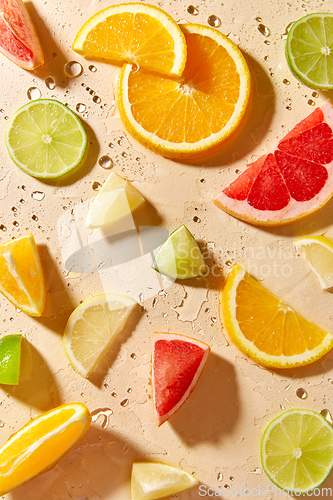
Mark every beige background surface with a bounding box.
[1,0,333,498]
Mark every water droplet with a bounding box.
[312,91,319,98]
[286,105,292,110]
[31,214,38,221]
[64,61,83,77]
[98,155,113,169]
[283,78,290,85]
[120,398,129,407]
[111,391,117,397]
[193,216,200,222]
[229,476,234,481]
[281,22,294,40]
[255,16,262,22]
[307,99,315,106]
[296,387,308,399]
[249,467,262,475]
[13,221,19,227]
[91,408,113,428]
[208,14,221,27]
[264,40,270,45]
[92,181,101,191]
[0,421,4,427]
[67,265,83,279]
[200,178,205,183]
[130,353,137,359]
[285,384,291,391]
[45,77,56,90]
[88,65,97,72]
[321,409,333,425]
[187,5,199,15]
[235,169,241,174]
[31,191,45,201]
[27,87,41,100]
[103,383,109,388]
[127,388,132,393]
[211,316,217,323]
[76,103,86,113]
[217,472,223,481]
[258,24,270,36]
[122,152,128,158]
[92,95,101,104]
[0,225,6,231]
[225,260,232,266]
[264,55,269,61]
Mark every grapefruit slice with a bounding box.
[152,332,210,426]
[0,0,44,70]
[214,100,333,226]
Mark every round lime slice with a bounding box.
[152,224,206,280]
[285,13,333,90]
[261,408,333,494]
[5,99,87,179]
[0,334,22,385]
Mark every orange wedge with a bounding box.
[72,3,186,77]
[118,23,251,158]
[0,402,91,495]
[0,233,45,316]
[221,264,333,368]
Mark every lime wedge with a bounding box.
[5,99,87,179]
[86,172,145,229]
[294,235,333,289]
[261,409,333,494]
[0,334,22,385]
[285,13,333,89]
[152,225,206,280]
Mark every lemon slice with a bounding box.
[294,235,333,289]
[261,409,333,494]
[131,462,198,500]
[86,172,145,229]
[63,294,137,378]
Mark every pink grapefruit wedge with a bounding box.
[214,100,333,226]
[152,332,210,426]
[0,0,44,70]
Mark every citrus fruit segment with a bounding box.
[131,462,198,500]
[214,100,333,225]
[5,99,87,179]
[294,235,333,289]
[0,233,45,316]
[261,409,333,494]
[117,23,251,159]
[86,172,145,229]
[72,3,186,77]
[152,332,210,426]
[63,294,137,378]
[0,402,90,495]
[221,264,333,368]
[152,224,206,280]
[0,334,22,385]
[286,13,333,90]
[0,0,44,70]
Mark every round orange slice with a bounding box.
[221,264,333,369]
[117,23,251,158]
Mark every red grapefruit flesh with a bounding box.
[152,332,210,426]
[214,100,333,226]
[0,0,44,70]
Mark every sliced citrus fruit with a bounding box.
[131,462,198,500]
[0,334,22,385]
[286,13,333,90]
[294,235,333,289]
[5,99,87,179]
[0,0,44,70]
[214,100,333,226]
[86,171,145,229]
[63,293,137,378]
[152,332,210,426]
[221,264,333,368]
[0,402,90,495]
[117,23,251,158]
[0,233,45,316]
[261,409,333,494]
[72,3,186,77]
[152,224,206,280]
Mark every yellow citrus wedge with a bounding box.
[117,23,251,158]
[0,402,91,496]
[63,294,137,378]
[72,3,186,77]
[86,171,145,229]
[221,264,333,368]
[294,235,333,290]
[0,233,45,316]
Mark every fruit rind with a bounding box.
[294,235,333,289]
[0,334,22,385]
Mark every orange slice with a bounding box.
[118,23,251,158]
[221,264,333,368]
[0,233,45,316]
[152,332,210,426]
[72,3,186,77]
[0,402,91,495]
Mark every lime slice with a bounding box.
[294,235,333,289]
[152,225,206,280]
[131,462,198,500]
[5,99,87,179]
[86,172,145,229]
[261,409,333,494]
[0,334,22,385]
[285,13,333,90]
